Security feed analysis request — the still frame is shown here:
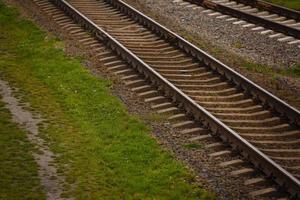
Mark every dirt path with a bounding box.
[0,79,72,200]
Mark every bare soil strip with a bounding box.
[0,79,71,200]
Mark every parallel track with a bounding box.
[33,0,300,198]
[182,0,300,42]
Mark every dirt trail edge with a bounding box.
[0,78,72,200]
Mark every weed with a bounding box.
[285,63,300,77]
[233,41,244,49]
[243,62,273,74]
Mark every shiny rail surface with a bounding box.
[48,0,300,197]
[184,0,300,39]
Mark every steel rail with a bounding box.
[233,0,300,21]
[106,0,300,126]
[184,0,300,39]
[49,0,300,197]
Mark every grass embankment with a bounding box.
[0,100,46,200]
[0,1,213,199]
[264,0,300,10]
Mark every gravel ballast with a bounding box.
[129,0,300,68]
[124,0,300,109]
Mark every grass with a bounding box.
[0,1,214,199]
[0,100,46,200]
[264,0,300,10]
[284,63,300,77]
[243,62,300,77]
[232,41,244,49]
[243,62,274,74]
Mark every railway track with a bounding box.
[177,0,300,46]
[31,0,300,198]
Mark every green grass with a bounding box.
[243,62,274,74]
[264,0,300,10]
[0,1,214,199]
[0,100,46,200]
[232,41,245,49]
[285,63,300,77]
[243,62,300,77]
